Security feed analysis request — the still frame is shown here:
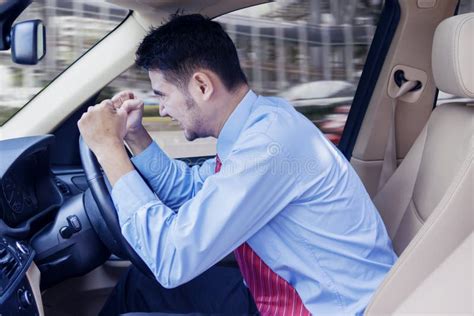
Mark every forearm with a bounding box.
[124,125,153,156]
[114,161,292,288]
[129,140,213,209]
[95,141,135,186]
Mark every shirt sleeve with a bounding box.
[111,132,300,289]
[130,141,215,209]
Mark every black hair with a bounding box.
[136,14,247,91]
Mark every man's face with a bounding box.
[149,70,204,141]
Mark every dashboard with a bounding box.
[0,135,62,228]
[0,135,110,316]
[0,135,116,316]
[0,235,39,316]
[0,135,63,316]
[2,156,40,226]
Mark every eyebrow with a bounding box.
[153,89,165,97]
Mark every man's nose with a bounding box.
[159,104,168,117]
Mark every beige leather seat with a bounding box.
[365,13,474,314]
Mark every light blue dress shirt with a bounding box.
[112,90,397,315]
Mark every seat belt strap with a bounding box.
[377,80,419,192]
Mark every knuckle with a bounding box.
[112,100,121,108]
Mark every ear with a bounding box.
[189,71,214,101]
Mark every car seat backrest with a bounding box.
[365,12,474,314]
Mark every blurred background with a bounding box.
[1,0,473,157]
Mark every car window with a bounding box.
[100,0,384,158]
[0,1,128,126]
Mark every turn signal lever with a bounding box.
[59,215,82,239]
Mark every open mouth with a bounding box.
[170,118,183,128]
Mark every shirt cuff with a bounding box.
[111,170,157,224]
[131,141,172,179]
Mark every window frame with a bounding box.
[338,0,401,160]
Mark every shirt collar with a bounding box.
[216,89,258,161]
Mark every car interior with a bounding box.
[0,0,472,315]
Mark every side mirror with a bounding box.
[10,19,46,65]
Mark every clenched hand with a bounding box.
[111,90,152,155]
[111,90,145,139]
[77,99,128,156]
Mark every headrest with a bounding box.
[432,13,474,98]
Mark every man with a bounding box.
[78,14,397,315]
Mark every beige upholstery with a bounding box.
[432,13,474,98]
[374,104,473,254]
[350,0,459,198]
[365,13,474,314]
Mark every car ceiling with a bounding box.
[108,0,270,20]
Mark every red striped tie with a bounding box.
[215,155,310,315]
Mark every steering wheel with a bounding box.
[79,136,154,278]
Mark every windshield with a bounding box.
[0,0,128,125]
